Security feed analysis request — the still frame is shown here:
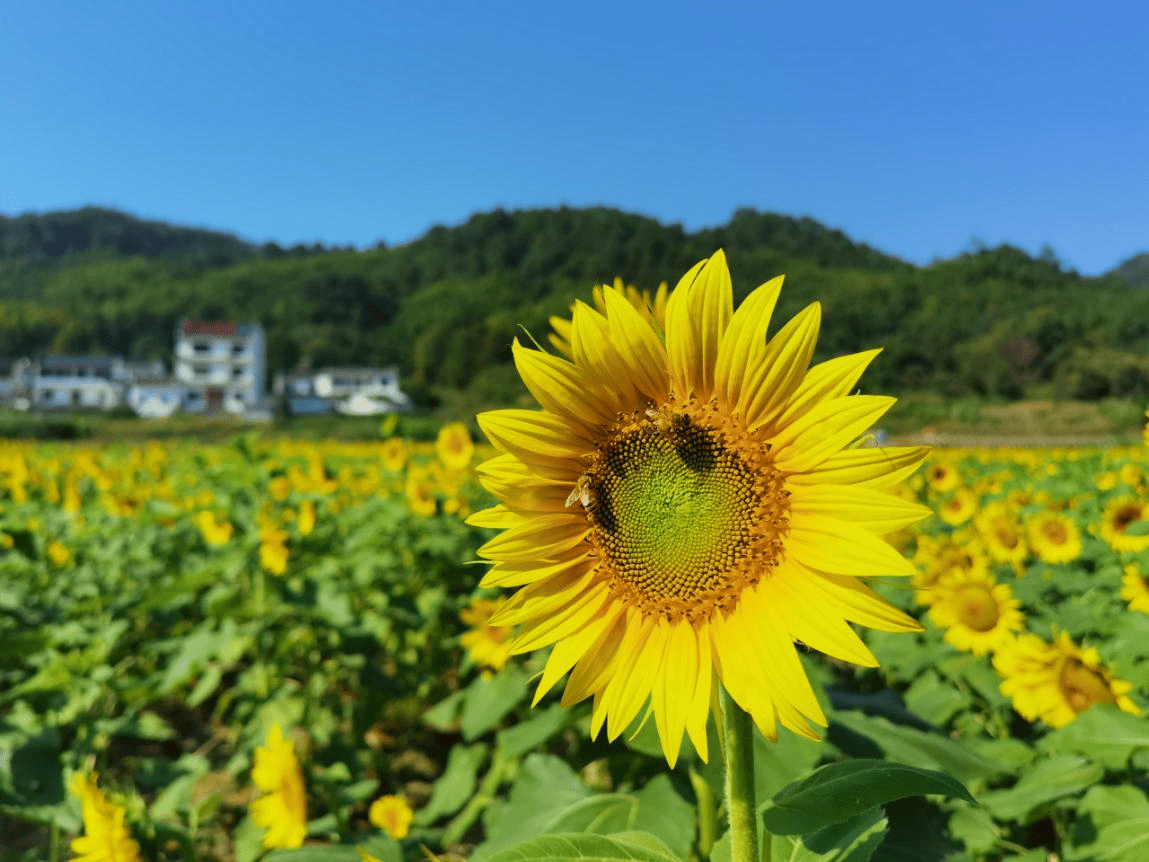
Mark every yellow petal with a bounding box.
[774,349,882,427]
[772,395,896,474]
[738,303,821,429]
[664,258,707,399]
[786,517,919,577]
[512,339,617,430]
[787,446,929,489]
[714,275,783,409]
[788,484,932,533]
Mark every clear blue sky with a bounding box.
[2,1,1145,274]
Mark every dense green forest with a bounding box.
[1,205,1147,406]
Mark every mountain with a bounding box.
[1,204,1147,405]
[1108,252,1149,289]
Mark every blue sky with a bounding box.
[2,1,1145,274]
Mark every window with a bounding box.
[232,343,246,355]
[193,341,210,352]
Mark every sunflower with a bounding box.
[369,794,414,840]
[1026,512,1082,564]
[459,596,514,674]
[436,422,475,472]
[911,532,989,606]
[1098,496,1149,553]
[469,251,928,765]
[925,461,961,494]
[927,568,1023,656]
[69,773,142,862]
[994,631,1140,727]
[1121,563,1149,614]
[976,505,1028,565]
[937,487,977,526]
[251,723,308,849]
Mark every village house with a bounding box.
[273,365,410,415]
[173,320,266,414]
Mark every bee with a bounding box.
[566,475,596,510]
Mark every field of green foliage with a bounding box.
[3,428,1149,861]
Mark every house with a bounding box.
[0,358,32,408]
[273,366,410,415]
[173,320,266,414]
[30,355,133,410]
[126,378,187,419]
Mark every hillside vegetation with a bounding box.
[1,206,1147,407]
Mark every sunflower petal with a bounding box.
[772,395,896,474]
[739,303,822,429]
[714,275,783,409]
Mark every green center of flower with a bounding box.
[581,405,789,623]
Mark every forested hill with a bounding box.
[0,204,1147,404]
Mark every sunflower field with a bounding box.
[5,261,1149,862]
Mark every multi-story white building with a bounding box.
[173,320,266,414]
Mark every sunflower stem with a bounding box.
[721,686,761,862]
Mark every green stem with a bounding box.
[689,767,717,859]
[721,686,761,862]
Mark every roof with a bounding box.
[179,320,262,337]
[38,354,121,368]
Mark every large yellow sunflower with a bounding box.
[993,631,1140,728]
[469,251,929,765]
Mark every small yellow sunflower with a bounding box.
[469,251,928,765]
[925,461,961,494]
[937,487,977,526]
[436,422,475,472]
[1026,511,1083,564]
[927,568,1023,656]
[1121,563,1149,614]
[912,532,990,606]
[369,794,414,840]
[976,506,1028,565]
[251,723,308,849]
[1098,497,1149,553]
[994,631,1140,727]
[459,596,514,673]
[69,773,142,862]
[380,438,409,473]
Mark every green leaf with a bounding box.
[761,759,974,835]
[416,742,488,824]
[496,704,569,759]
[830,711,1000,784]
[1038,705,1149,770]
[483,833,681,862]
[947,805,998,855]
[265,847,361,862]
[479,754,593,860]
[461,666,530,740]
[979,754,1104,823]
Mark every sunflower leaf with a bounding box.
[761,759,974,835]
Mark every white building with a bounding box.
[127,379,187,418]
[31,355,132,410]
[0,358,32,408]
[273,366,410,415]
[173,321,266,414]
